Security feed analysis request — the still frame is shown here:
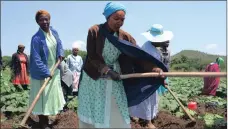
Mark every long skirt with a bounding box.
[29,70,66,115]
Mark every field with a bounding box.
[1,68,227,129]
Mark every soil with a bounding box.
[131,111,205,129]
[1,103,227,129]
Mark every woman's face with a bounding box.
[19,47,25,53]
[107,10,125,32]
[152,41,170,48]
[38,14,50,32]
[72,48,79,55]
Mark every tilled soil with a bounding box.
[131,111,205,129]
[52,110,79,129]
[1,103,227,129]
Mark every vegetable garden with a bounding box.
[1,68,227,129]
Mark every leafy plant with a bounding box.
[66,96,78,112]
[0,68,29,114]
[198,113,226,127]
[159,77,227,120]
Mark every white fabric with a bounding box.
[66,54,83,92]
[72,42,80,49]
[66,55,83,73]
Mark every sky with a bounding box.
[1,1,227,56]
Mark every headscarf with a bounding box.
[103,2,126,19]
[72,42,80,49]
[18,44,25,49]
[35,10,51,23]
[17,44,25,53]
[216,57,224,66]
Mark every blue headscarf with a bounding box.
[103,2,126,19]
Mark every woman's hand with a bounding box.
[152,67,165,78]
[49,74,53,79]
[107,70,121,81]
[59,56,63,62]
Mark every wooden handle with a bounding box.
[20,59,61,127]
[120,72,227,79]
[163,85,196,121]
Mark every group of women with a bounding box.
[7,2,223,129]
[8,2,171,129]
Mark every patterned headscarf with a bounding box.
[35,10,51,23]
[103,2,126,19]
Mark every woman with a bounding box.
[66,43,83,95]
[129,24,173,128]
[29,10,65,128]
[143,24,172,96]
[202,57,224,96]
[77,2,164,128]
[11,44,30,90]
[60,57,73,105]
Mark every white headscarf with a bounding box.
[72,42,80,49]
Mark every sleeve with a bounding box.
[86,29,109,75]
[30,37,50,78]
[25,54,30,74]
[10,54,16,70]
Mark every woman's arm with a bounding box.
[86,28,109,75]
[30,37,51,78]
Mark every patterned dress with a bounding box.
[77,33,130,128]
[29,30,65,115]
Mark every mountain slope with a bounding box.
[172,50,226,62]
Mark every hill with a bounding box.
[171,50,226,71]
[172,50,226,61]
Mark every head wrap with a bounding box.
[103,2,126,19]
[72,42,80,49]
[35,10,51,23]
[216,57,224,66]
[18,44,25,49]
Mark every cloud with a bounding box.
[71,40,86,51]
[205,44,218,50]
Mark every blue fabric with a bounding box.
[103,2,126,19]
[30,26,64,80]
[99,25,168,107]
[157,78,169,95]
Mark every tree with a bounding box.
[2,56,11,70]
[180,55,188,63]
